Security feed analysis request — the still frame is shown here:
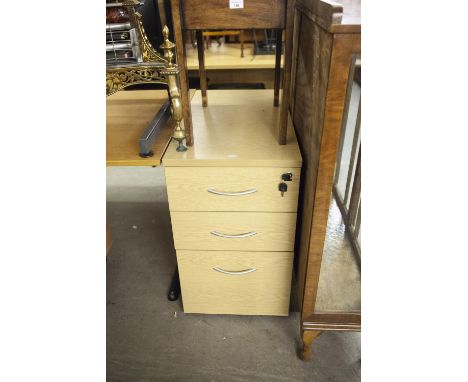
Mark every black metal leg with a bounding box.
[167,266,180,301]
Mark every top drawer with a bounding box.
[165,167,300,212]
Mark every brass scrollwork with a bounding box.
[106,65,167,96]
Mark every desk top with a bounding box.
[106,90,173,166]
[186,43,282,70]
[163,90,302,168]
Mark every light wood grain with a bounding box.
[171,212,297,251]
[202,31,244,57]
[177,250,293,315]
[186,43,281,70]
[163,90,302,167]
[188,68,277,89]
[165,167,300,212]
[106,90,173,166]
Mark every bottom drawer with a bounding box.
[177,250,293,316]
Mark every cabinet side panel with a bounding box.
[292,14,333,312]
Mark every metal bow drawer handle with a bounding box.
[213,267,257,275]
[207,188,257,196]
[210,231,257,238]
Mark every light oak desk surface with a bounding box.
[106,89,196,166]
[106,90,173,167]
[186,43,284,70]
[163,89,301,168]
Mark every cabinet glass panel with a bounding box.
[335,56,361,206]
[314,197,361,313]
[315,56,362,314]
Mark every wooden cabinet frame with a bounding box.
[289,0,361,361]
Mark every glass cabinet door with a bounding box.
[314,56,361,314]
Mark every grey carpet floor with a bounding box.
[107,166,361,382]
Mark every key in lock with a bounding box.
[279,182,288,197]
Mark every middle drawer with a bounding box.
[170,212,297,251]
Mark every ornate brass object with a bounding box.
[106,63,167,96]
[160,26,186,152]
[106,1,187,152]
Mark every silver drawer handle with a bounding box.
[207,188,257,196]
[213,267,257,275]
[210,231,257,238]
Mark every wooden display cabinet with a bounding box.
[288,0,361,360]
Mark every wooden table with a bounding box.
[170,0,295,146]
[106,90,174,167]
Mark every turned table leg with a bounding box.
[301,330,321,361]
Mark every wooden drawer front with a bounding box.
[181,0,286,30]
[177,250,293,316]
[165,167,300,212]
[171,212,297,251]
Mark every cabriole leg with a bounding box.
[301,330,321,361]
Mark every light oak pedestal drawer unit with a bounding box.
[163,90,302,316]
